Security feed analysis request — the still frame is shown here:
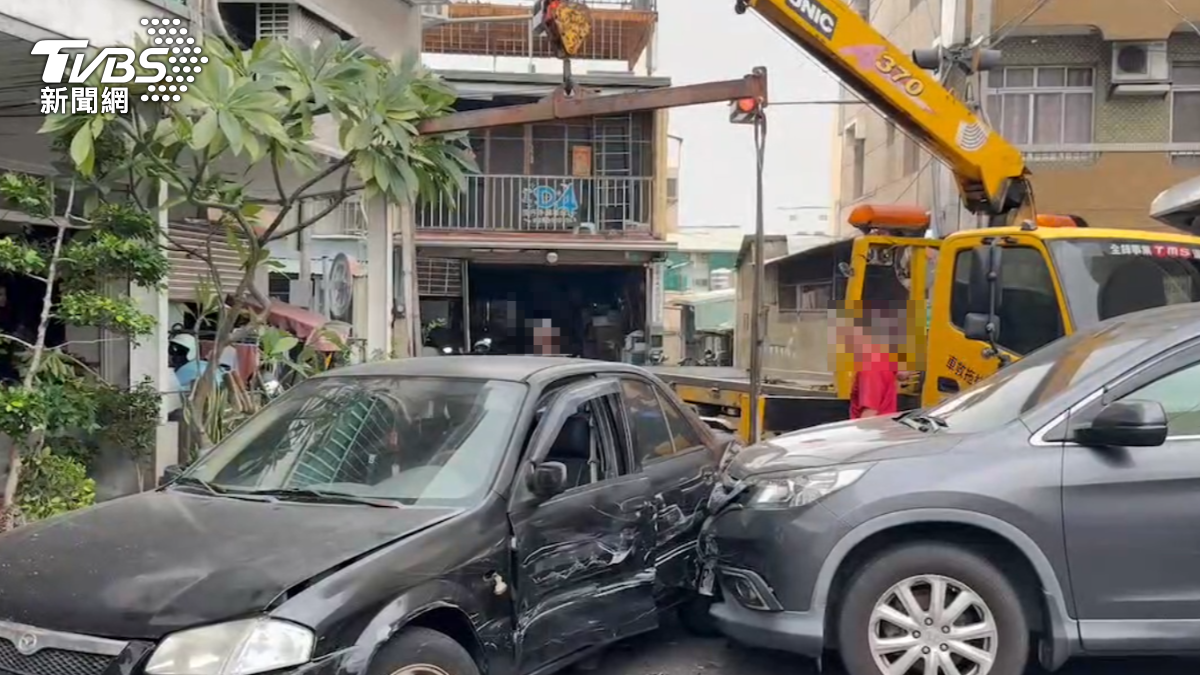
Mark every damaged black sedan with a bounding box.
[0,356,725,675]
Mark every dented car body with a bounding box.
[0,356,723,675]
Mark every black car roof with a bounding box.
[317,355,652,384]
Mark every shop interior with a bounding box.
[467,264,646,360]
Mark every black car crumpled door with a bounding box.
[508,378,658,673]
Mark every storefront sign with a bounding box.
[521,182,580,227]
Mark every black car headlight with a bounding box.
[743,464,872,509]
[144,618,314,675]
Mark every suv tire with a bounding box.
[836,542,1028,675]
[368,626,481,675]
[677,594,721,637]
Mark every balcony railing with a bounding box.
[417,174,653,233]
[421,0,657,65]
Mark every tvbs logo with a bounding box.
[33,17,205,88]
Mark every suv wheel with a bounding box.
[836,543,1028,675]
[368,627,481,675]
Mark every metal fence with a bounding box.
[417,173,654,233]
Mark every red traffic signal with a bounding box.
[730,96,763,124]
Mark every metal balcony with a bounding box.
[421,0,657,66]
[417,173,653,233]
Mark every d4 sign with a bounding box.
[32,41,169,85]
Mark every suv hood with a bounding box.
[727,416,962,479]
[0,491,459,639]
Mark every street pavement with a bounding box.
[592,615,1200,675]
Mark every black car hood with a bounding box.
[727,416,962,478]
[0,491,459,639]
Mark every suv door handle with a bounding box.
[937,377,960,393]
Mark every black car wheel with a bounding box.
[836,543,1028,675]
[677,594,722,637]
[368,627,481,675]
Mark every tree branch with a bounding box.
[268,167,354,242]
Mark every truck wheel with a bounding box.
[836,543,1028,675]
[677,594,721,637]
[368,627,481,675]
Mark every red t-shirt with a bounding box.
[850,350,898,419]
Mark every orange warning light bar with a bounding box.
[1034,214,1081,228]
[848,204,931,232]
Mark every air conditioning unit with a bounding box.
[1111,41,1170,96]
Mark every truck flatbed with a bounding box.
[648,366,836,399]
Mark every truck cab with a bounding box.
[846,208,1200,408]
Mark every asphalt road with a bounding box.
[591,616,1200,675]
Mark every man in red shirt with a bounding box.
[848,320,899,419]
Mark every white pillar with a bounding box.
[128,181,178,473]
[365,194,395,358]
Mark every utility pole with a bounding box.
[730,94,768,444]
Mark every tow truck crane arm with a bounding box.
[742,0,1028,216]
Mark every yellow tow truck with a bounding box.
[655,0,1200,439]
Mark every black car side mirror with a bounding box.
[159,464,185,487]
[963,312,1000,342]
[527,461,568,500]
[1075,400,1168,448]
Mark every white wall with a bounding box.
[301,0,419,61]
[0,0,189,43]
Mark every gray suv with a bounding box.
[703,303,1200,675]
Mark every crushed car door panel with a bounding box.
[619,377,715,572]
[508,378,658,672]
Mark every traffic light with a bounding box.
[729,96,763,124]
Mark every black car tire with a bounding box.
[836,542,1028,675]
[677,594,721,637]
[368,626,481,675]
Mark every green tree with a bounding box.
[42,34,475,452]
[0,176,168,527]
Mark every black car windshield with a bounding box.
[182,376,526,506]
[921,321,1147,434]
[1049,239,1200,330]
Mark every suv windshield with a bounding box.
[1049,239,1200,330]
[182,376,526,506]
[921,321,1147,434]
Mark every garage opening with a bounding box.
[468,264,645,361]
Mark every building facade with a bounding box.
[832,0,1200,236]
[409,1,673,361]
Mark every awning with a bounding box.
[234,297,351,352]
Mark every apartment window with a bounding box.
[986,66,1094,145]
[910,0,922,9]
[667,177,679,202]
[886,122,897,147]
[855,0,870,19]
[778,282,833,313]
[1171,63,1200,143]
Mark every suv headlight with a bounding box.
[744,465,871,509]
[144,618,314,675]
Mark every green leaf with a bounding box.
[191,109,218,149]
[218,110,244,156]
[346,121,374,150]
[70,125,95,175]
[89,116,106,139]
[270,336,299,356]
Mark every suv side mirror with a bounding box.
[159,464,185,487]
[526,461,568,500]
[1075,400,1168,448]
